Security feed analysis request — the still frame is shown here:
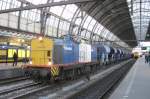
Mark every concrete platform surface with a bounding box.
[0,63,24,70]
[109,57,150,99]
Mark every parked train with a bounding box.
[0,45,30,63]
[24,36,132,80]
[132,52,140,59]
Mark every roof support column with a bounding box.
[18,2,23,30]
[140,0,142,40]
[40,0,51,36]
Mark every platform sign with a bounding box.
[141,47,147,50]
[147,47,150,51]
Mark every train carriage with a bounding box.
[97,45,111,65]
[24,36,132,81]
[25,37,98,79]
[0,45,30,63]
[91,45,97,62]
[79,43,91,63]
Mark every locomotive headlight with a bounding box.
[48,62,52,65]
[29,61,32,64]
[38,37,43,41]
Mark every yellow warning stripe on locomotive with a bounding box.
[50,66,59,77]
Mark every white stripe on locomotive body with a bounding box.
[79,43,92,63]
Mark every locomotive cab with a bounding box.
[30,37,53,66]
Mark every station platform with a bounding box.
[0,63,24,70]
[0,63,25,80]
[109,57,150,99]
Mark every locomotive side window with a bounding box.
[47,51,51,57]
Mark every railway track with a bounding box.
[0,78,52,99]
[0,60,135,99]
[0,77,30,85]
[68,60,135,99]
[19,60,135,99]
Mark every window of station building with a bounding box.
[18,49,25,58]
[8,49,16,58]
[0,50,7,59]
[27,50,30,57]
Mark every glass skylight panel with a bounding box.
[50,6,64,16]
[88,19,96,31]
[26,0,47,5]
[61,5,77,21]
[127,0,150,40]
[0,0,129,47]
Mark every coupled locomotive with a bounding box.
[24,36,131,80]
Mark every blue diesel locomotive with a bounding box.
[24,35,132,80]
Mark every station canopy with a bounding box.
[127,0,150,42]
[0,0,148,49]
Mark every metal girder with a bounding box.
[69,8,81,34]
[118,29,137,45]
[70,1,95,36]
[133,9,150,13]
[109,20,132,34]
[18,0,51,35]
[80,0,136,47]
[104,15,132,31]
[79,1,97,12]
[17,0,96,40]
[76,0,110,36]
[112,22,133,35]
[118,28,135,39]
[0,0,94,14]
[111,26,135,45]
[102,39,150,42]
[88,0,116,17]
[139,0,142,40]
[101,10,131,26]
[94,0,125,20]
[17,0,32,5]
[90,22,98,40]
[0,25,59,39]
[97,7,129,26]
[100,7,129,24]
[145,21,150,40]
[40,0,51,35]
[17,2,23,30]
[77,1,98,36]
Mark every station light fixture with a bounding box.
[17,39,21,42]
[2,46,5,49]
[27,46,30,49]
[22,39,25,43]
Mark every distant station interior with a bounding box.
[0,0,150,99]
